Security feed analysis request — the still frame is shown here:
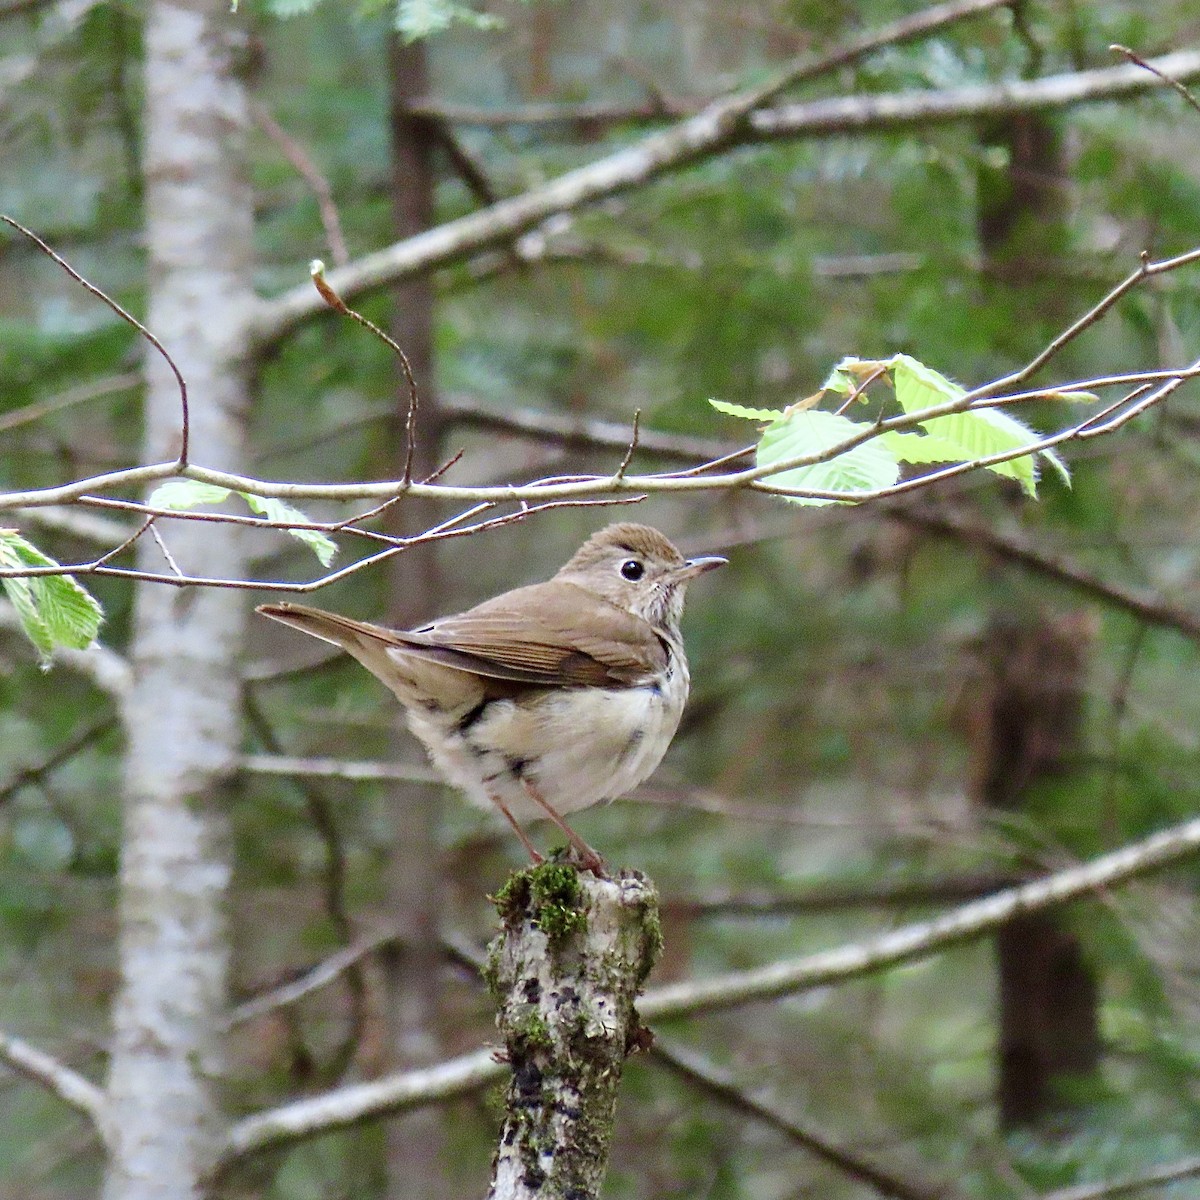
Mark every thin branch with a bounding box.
[240,753,441,785]
[248,43,1200,346]
[309,261,420,483]
[652,1039,964,1200]
[217,814,1200,1165]
[214,1046,505,1173]
[640,814,1200,1020]
[227,930,483,1031]
[891,503,1200,645]
[0,497,645,591]
[0,217,190,465]
[615,409,640,478]
[226,928,398,1030]
[7,333,1197,530]
[0,371,141,435]
[1044,1154,1200,1200]
[0,716,115,807]
[1111,44,1200,117]
[975,246,1200,400]
[252,102,350,266]
[0,1030,110,1142]
[669,872,1021,918]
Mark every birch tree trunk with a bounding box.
[102,1,256,1196]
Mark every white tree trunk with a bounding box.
[103,1,256,1197]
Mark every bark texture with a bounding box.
[103,1,256,1196]
[485,866,662,1200]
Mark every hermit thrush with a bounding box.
[257,523,725,871]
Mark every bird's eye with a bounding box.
[620,559,645,581]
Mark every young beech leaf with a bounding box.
[890,354,966,412]
[147,479,233,510]
[756,410,899,506]
[822,356,893,399]
[241,494,338,567]
[0,530,103,663]
[709,398,786,422]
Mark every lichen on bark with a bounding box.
[485,865,661,1200]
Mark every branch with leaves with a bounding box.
[1,229,1198,659]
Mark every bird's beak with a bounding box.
[679,554,727,579]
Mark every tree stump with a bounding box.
[485,864,662,1200]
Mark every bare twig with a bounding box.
[891,503,1200,645]
[309,261,421,484]
[252,102,350,266]
[640,814,1200,1020]
[0,216,190,465]
[240,753,441,785]
[1111,44,1200,117]
[653,1039,963,1200]
[0,497,645,591]
[148,522,183,577]
[227,930,483,1031]
[615,410,640,479]
[0,372,141,435]
[1044,1154,1200,1200]
[0,717,115,807]
[0,1030,110,1143]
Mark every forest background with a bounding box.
[3,0,1200,1198]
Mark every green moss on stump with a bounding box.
[492,861,588,943]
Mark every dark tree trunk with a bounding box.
[380,34,450,1200]
[970,613,1101,1131]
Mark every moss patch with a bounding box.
[527,862,587,942]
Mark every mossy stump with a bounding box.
[484,863,662,1200]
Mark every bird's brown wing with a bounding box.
[399,582,667,688]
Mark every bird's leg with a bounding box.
[491,796,544,865]
[521,779,607,876]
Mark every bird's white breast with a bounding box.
[406,652,689,822]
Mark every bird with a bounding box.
[257,522,726,872]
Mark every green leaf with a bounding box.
[890,354,966,413]
[0,530,103,663]
[709,398,786,422]
[920,406,1070,496]
[241,494,338,567]
[756,410,899,506]
[147,479,233,510]
[880,431,978,465]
